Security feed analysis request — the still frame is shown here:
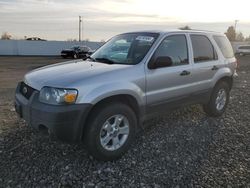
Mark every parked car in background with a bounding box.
[15,30,237,161]
[236,45,250,56]
[61,45,92,59]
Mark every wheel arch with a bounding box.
[214,75,233,90]
[81,94,143,140]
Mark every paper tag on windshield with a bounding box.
[136,36,154,42]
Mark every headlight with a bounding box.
[39,87,78,105]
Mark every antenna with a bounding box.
[79,16,82,42]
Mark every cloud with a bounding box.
[0,0,250,41]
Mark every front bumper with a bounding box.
[15,82,92,142]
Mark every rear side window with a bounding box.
[213,36,234,58]
[191,35,217,63]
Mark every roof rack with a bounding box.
[180,29,221,33]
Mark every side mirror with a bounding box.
[148,56,173,69]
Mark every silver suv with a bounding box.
[15,30,237,161]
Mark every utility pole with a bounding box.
[235,20,239,33]
[79,16,82,42]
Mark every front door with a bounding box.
[145,34,194,113]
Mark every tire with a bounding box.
[203,81,230,117]
[84,103,137,161]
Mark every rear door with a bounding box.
[189,34,221,93]
[145,34,194,112]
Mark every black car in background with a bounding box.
[61,46,92,59]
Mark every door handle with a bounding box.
[211,65,219,71]
[180,70,190,76]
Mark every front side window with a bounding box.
[91,33,159,65]
[152,35,189,66]
[191,35,217,63]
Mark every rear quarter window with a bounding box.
[213,36,234,58]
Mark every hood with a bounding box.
[24,60,131,90]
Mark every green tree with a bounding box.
[225,26,236,41]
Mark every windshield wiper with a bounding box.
[95,58,116,64]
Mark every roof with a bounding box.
[124,29,223,35]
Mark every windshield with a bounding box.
[91,33,159,65]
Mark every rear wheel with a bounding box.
[84,103,137,161]
[203,81,230,117]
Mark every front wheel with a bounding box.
[203,81,230,117]
[84,103,137,161]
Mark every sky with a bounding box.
[0,0,250,41]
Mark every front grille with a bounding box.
[20,82,36,99]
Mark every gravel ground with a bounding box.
[0,56,250,187]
